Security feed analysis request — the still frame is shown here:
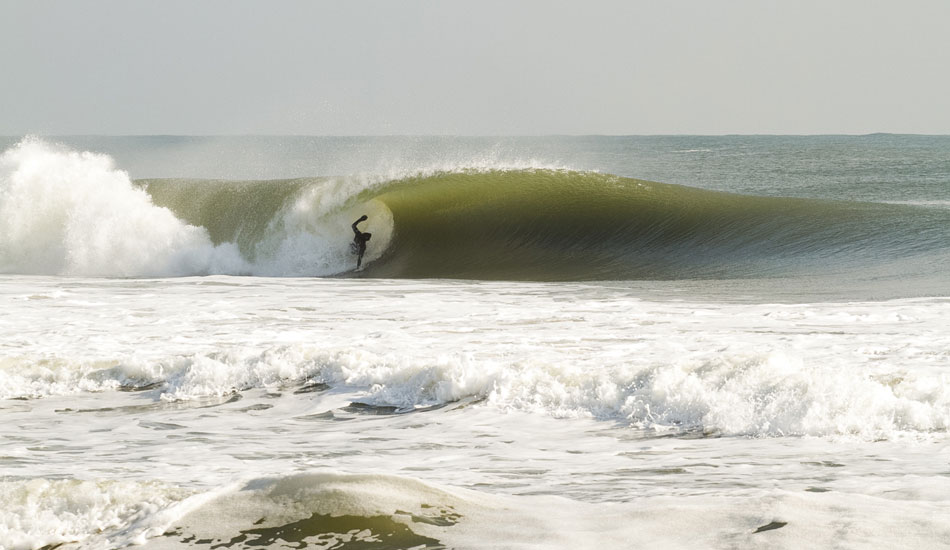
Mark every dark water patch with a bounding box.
[398,506,462,527]
[479,468,551,478]
[231,452,278,461]
[139,420,186,431]
[236,403,274,412]
[614,425,722,441]
[342,402,402,416]
[200,393,243,407]
[55,394,243,416]
[801,461,845,468]
[753,521,788,533]
[616,467,690,476]
[162,513,446,549]
[0,455,36,466]
[294,410,339,422]
[410,442,468,451]
[25,444,86,453]
[117,381,165,392]
[338,397,484,418]
[294,382,330,394]
[0,401,32,412]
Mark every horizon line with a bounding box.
[4,132,950,139]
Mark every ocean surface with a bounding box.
[1,135,949,549]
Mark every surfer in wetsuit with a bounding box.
[351,215,372,269]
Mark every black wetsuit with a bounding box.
[351,216,371,269]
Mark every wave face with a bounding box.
[365,170,948,280]
[2,138,948,280]
[140,169,950,281]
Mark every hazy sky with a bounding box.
[2,0,949,135]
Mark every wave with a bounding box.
[361,170,948,280]
[5,342,948,439]
[2,138,948,280]
[0,473,464,550]
[6,471,950,550]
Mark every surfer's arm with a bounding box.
[352,215,368,235]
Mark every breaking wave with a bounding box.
[3,343,948,439]
[2,138,948,280]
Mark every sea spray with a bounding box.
[0,139,245,277]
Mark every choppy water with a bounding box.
[1,136,949,549]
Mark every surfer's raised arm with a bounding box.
[352,214,368,235]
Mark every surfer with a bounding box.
[351,215,372,269]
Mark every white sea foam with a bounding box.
[3,276,950,440]
[0,139,246,277]
[0,138,392,277]
[249,192,394,277]
[0,139,398,278]
[3,335,948,439]
[0,478,194,550]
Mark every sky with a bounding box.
[2,0,949,135]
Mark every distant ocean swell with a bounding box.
[2,138,948,280]
[3,342,948,439]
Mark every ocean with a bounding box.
[1,135,948,549]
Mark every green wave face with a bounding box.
[139,170,948,281]
[141,178,309,259]
[364,170,931,280]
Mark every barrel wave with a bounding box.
[363,170,947,280]
[146,170,948,281]
[2,138,948,280]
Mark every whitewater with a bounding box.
[1,136,949,549]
